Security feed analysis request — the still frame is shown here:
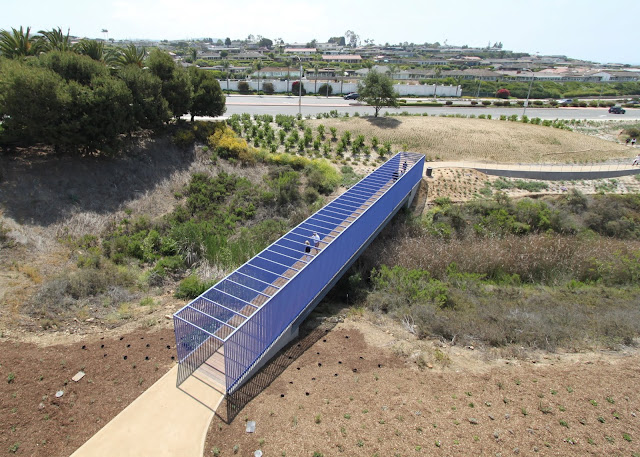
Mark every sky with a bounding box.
[2,0,638,65]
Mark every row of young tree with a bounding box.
[0,27,226,153]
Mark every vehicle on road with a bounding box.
[344,93,359,100]
[609,106,626,114]
[558,99,573,105]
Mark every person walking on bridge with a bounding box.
[304,240,312,261]
[312,232,321,254]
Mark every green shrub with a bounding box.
[318,83,333,95]
[262,82,275,94]
[175,274,216,299]
[172,127,196,148]
[237,81,250,93]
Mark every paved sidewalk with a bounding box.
[70,365,223,457]
[426,161,640,180]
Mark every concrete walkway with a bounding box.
[70,365,223,457]
[426,161,640,180]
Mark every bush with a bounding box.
[317,84,333,95]
[172,127,196,148]
[291,81,306,96]
[208,124,256,165]
[445,100,453,105]
[482,100,491,106]
[262,82,275,94]
[175,274,215,299]
[496,88,510,99]
[237,81,250,93]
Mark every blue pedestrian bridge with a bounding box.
[173,152,425,395]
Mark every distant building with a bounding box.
[322,55,362,64]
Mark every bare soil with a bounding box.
[205,315,640,457]
[0,327,176,457]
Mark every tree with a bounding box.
[222,60,230,91]
[432,66,442,99]
[313,64,319,93]
[224,37,231,47]
[358,70,398,117]
[345,30,359,48]
[0,57,133,151]
[116,44,147,68]
[285,58,292,93]
[38,27,72,52]
[254,60,262,93]
[0,26,41,59]
[75,39,110,63]
[328,36,346,46]
[147,49,192,119]
[187,66,226,122]
[118,65,170,129]
[258,37,273,49]
[0,59,67,145]
[38,50,109,86]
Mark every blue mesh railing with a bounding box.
[174,152,425,391]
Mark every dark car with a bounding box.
[344,93,359,100]
[609,106,626,114]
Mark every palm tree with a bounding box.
[285,58,292,94]
[388,64,397,80]
[116,44,147,68]
[38,27,71,52]
[433,66,442,99]
[75,39,107,62]
[254,60,263,93]
[0,26,41,59]
[222,60,230,91]
[313,63,319,93]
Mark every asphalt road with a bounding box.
[224,95,640,120]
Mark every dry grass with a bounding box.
[307,117,630,163]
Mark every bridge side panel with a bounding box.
[224,155,424,393]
